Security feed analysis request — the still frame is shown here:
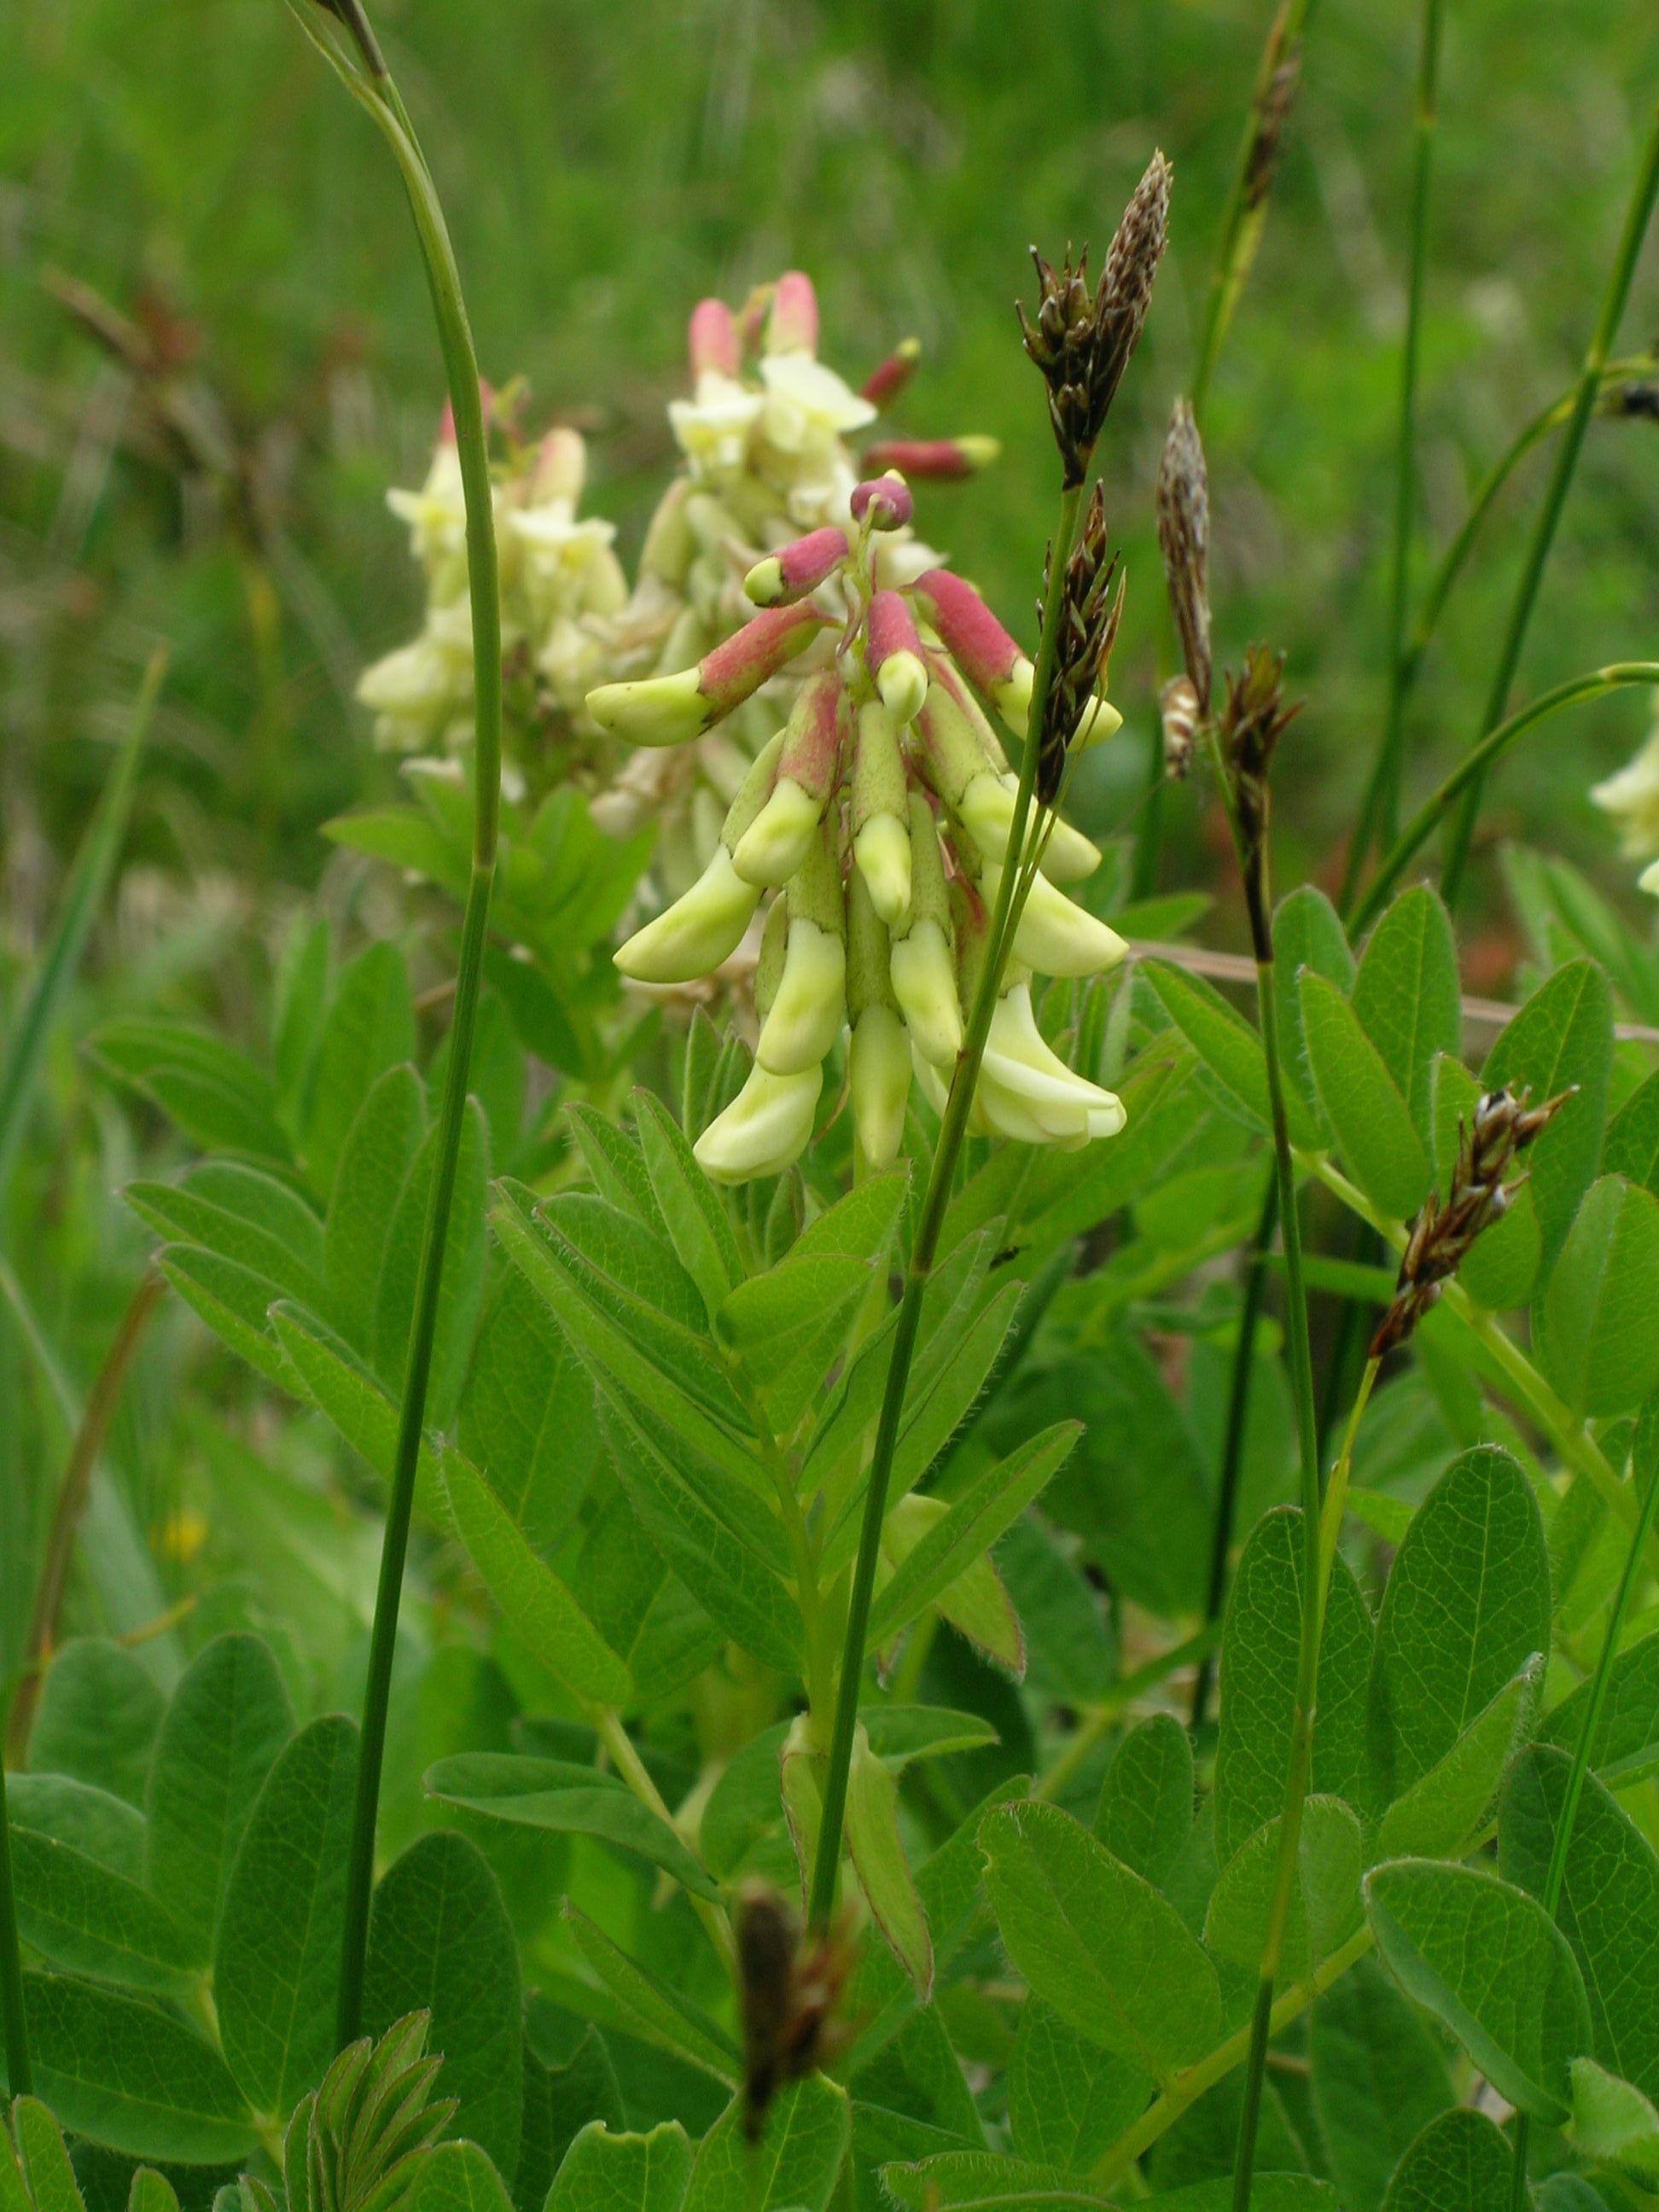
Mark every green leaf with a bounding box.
[572,1487,723,1706]
[1540,1627,1659,1786]
[683,2078,848,2212]
[157,1244,296,1393]
[1539,1175,1659,1416]
[1142,962,1269,1135]
[517,2030,626,2212]
[565,1106,665,1231]
[1365,1858,1590,2121]
[1204,1796,1363,1979]
[1140,2187,1335,2211]
[1214,1509,1375,1862]
[1484,959,1613,1275]
[304,941,416,1195]
[1500,1746,1659,2102]
[423,1755,715,1898]
[362,1831,522,2185]
[1273,886,1355,1140]
[1309,1954,1453,2212]
[561,1905,738,2085]
[1351,888,1461,1138]
[323,806,457,882]
[544,2122,693,2212]
[1299,972,1432,1220]
[597,1398,799,1674]
[324,1065,425,1353]
[632,1091,741,1321]
[458,1265,603,1558]
[1092,1714,1193,1891]
[439,1452,631,1705]
[215,1713,358,2120]
[8,2096,83,2212]
[370,1098,490,1426]
[847,1732,932,1995]
[5,1778,144,1883]
[1368,1443,1550,1805]
[145,1633,294,1965]
[1376,2109,1512,2212]
[877,2151,1107,2212]
[1605,1069,1659,1197]
[127,1167,326,1313]
[718,1175,908,1429]
[88,1020,288,1163]
[1007,2002,1150,2174]
[868,1425,1080,1647]
[20,1975,255,2163]
[980,1800,1222,2086]
[9,1796,195,1997]
[1375,1659,1540,1860]
[268,1303,438,1498]
[1569,2057,1659,2181]
[127,2169,180,2212]
[405,2143,516,2212]
[30,1640,164,1810]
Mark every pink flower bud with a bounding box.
[860,336,923,411]
[767,271,819,355]
[742,525,851,608]
[861,435,999,480]
[688,297,740,381]
[912,569,1022,693]
[530,425,585,505]
[850,475,914,531]
[867,591,928,722]
[698,602,829,719]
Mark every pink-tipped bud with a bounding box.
[861,435,999,480]
[861,336,923,411]
[851,474,914,531]
[698,602,829,718]
[767,271,819,355]
[913,568,1023,694]
[688,297,740,381]
[742,524,851,608]
[530,424,586,505]
[867,591,928,723]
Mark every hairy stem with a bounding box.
[5,1271,166,1767]
[1192,1181,1278,1731]
[293,7,504,2052]
[1351,661,1659,934]
[1510,1406,1659,2209]
[591,1706,735,1976]
[806,478,1086,1933]
[1440,102,1659,907]
[1342,0,1444,905]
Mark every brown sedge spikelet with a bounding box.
[736,1884,856,2142]
[1371,1086,1574,1359]
[1039,482,1122,804]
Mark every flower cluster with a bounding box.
[357,405,627,763]
[586,475,1129,1183]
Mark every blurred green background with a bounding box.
[3,0,1657,966]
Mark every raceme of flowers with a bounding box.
[586,436,1130,1185]
[357,272,1001,905]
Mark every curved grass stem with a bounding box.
[1440,102,1659,908]
[288,3,504,2052]
[806,477,1086,1935]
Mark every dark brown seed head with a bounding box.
[1370,1085,1575,1358]
[1243,49,1302,212]
[734,1885,855,2143]
[1038,483,1121,803]
[1156,397,1211,715]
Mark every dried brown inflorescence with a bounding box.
[1371,1086,1574,1359]
[1019,153,1172,486]
[736,1885,855,2141]
[1156,398,1212,719]
[1039,482,1125,804]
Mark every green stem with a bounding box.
[1341,0,1444,906]
[294,7,503,2052]
[1440,102,1659,908]
[1091,1924,1375,2188]
[1509,1406,1659,2210]
[1351,661,1659,934]
[590,1706,735,1976]
[806,477,1086,1934]
[1192,1181,1279,1731]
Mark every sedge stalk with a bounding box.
[806,477,1086,1933]
[288,3,504,2052]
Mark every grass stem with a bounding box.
[289,4,504,2052]
[806,476,1086,1933]
[1439,102,1659,908]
